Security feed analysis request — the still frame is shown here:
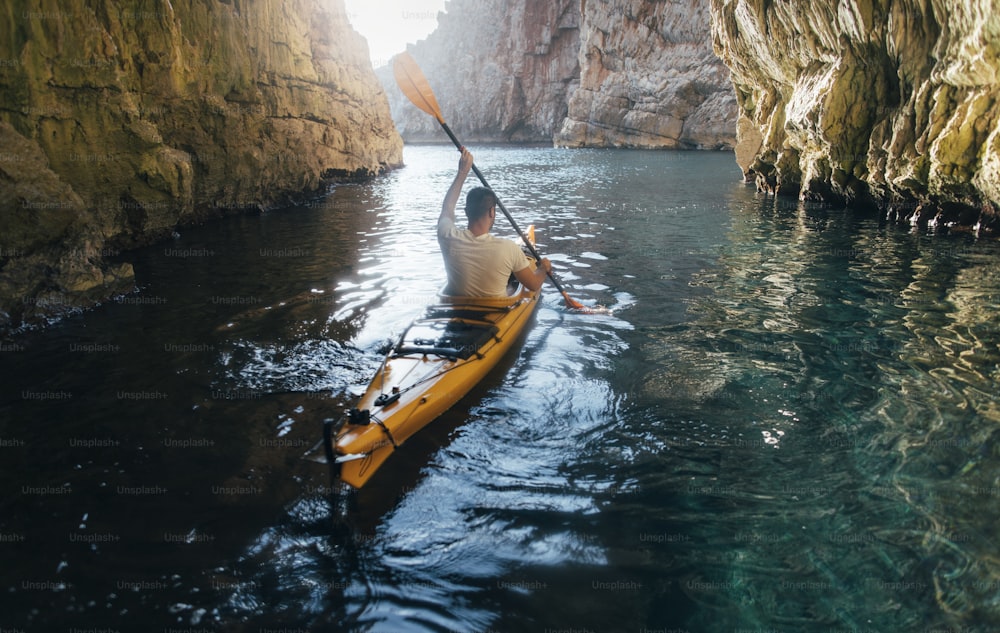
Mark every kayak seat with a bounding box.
[423,306,510,321]
[395,319,499,360]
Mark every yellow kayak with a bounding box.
[324,232,542,489]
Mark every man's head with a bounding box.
[464,187,497,224]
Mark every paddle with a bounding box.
[392,51,591,312]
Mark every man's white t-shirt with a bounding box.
[437,216,531,297]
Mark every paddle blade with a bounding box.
[393,52,444,123]
[561,291,589,311]
[563,293,612,314]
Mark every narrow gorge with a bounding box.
[3,0,998,333]
[2,3,1000,631]
[377,0,584,143]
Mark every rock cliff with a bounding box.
[555,0,738,149]
[380,0,582,143]
[711,0,999,230]
[0,0,402,331]
[381,0,737,149]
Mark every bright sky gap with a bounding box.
[343,0,448,67]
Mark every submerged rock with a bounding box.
[0,0,402,331]
[711,0,999,230]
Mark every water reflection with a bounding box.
[2,147,999,632]
[614,194,1000,632]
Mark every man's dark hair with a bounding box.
[464,187,497,222]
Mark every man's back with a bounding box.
[438,148,551,298]
[437,216,528,297]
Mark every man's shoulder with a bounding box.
[437,215,460,237]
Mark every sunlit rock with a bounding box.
[381,0,737,150]
[0,0,402,330]
[556,0,738,149]
[381,0,582,142]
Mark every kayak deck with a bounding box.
[324,288,540,489]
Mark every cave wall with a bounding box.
[711,0,1000,229]
[0,0,403,330]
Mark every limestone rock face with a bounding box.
[381,0,582,143]
[383,0,737,150]
[711,0,1000,229]
[555,0,738,149]
[0,0,402,330]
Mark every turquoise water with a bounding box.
[1,146,998,631]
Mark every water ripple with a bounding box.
[4,146,1000,633]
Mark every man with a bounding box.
[438,148,551,297]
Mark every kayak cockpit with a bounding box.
[395,319,499,361]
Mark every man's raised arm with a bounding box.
[440,148,474,227]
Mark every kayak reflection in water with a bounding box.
[437,148,552,298]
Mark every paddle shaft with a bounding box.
[436,120,572,297]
